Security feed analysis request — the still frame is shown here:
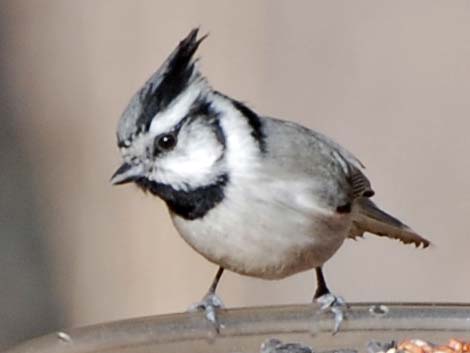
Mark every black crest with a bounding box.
[135,28,208,132]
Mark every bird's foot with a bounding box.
[315,293,348,334]
[188,292,224,332]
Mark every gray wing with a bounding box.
[260,117,373,212]
[260,117,430,248]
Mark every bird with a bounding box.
[111,28,430,332]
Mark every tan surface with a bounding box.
[5,304,470,353]
[3,1,469,327]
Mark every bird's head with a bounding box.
[111,29,229,191]
[111,29,265,218]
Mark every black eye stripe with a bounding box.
[171,114,192,134]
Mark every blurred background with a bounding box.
[1,0,469,349]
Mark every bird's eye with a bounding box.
[155,133,177,153]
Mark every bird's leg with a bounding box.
[313,266,330,299]
[313,267,347,334]
[188,267,225,331]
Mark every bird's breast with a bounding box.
[171,180,351,279]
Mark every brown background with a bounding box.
[1,0,469,347]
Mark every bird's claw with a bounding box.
[188,292,224,332]
[315,293,348,334]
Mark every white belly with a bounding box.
[171,180,352,279]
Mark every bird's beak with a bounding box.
[110,162,144,185]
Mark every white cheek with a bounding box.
[153,139,224,189]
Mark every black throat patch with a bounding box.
[134,174,229,220]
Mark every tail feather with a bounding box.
[349,198,431,248]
